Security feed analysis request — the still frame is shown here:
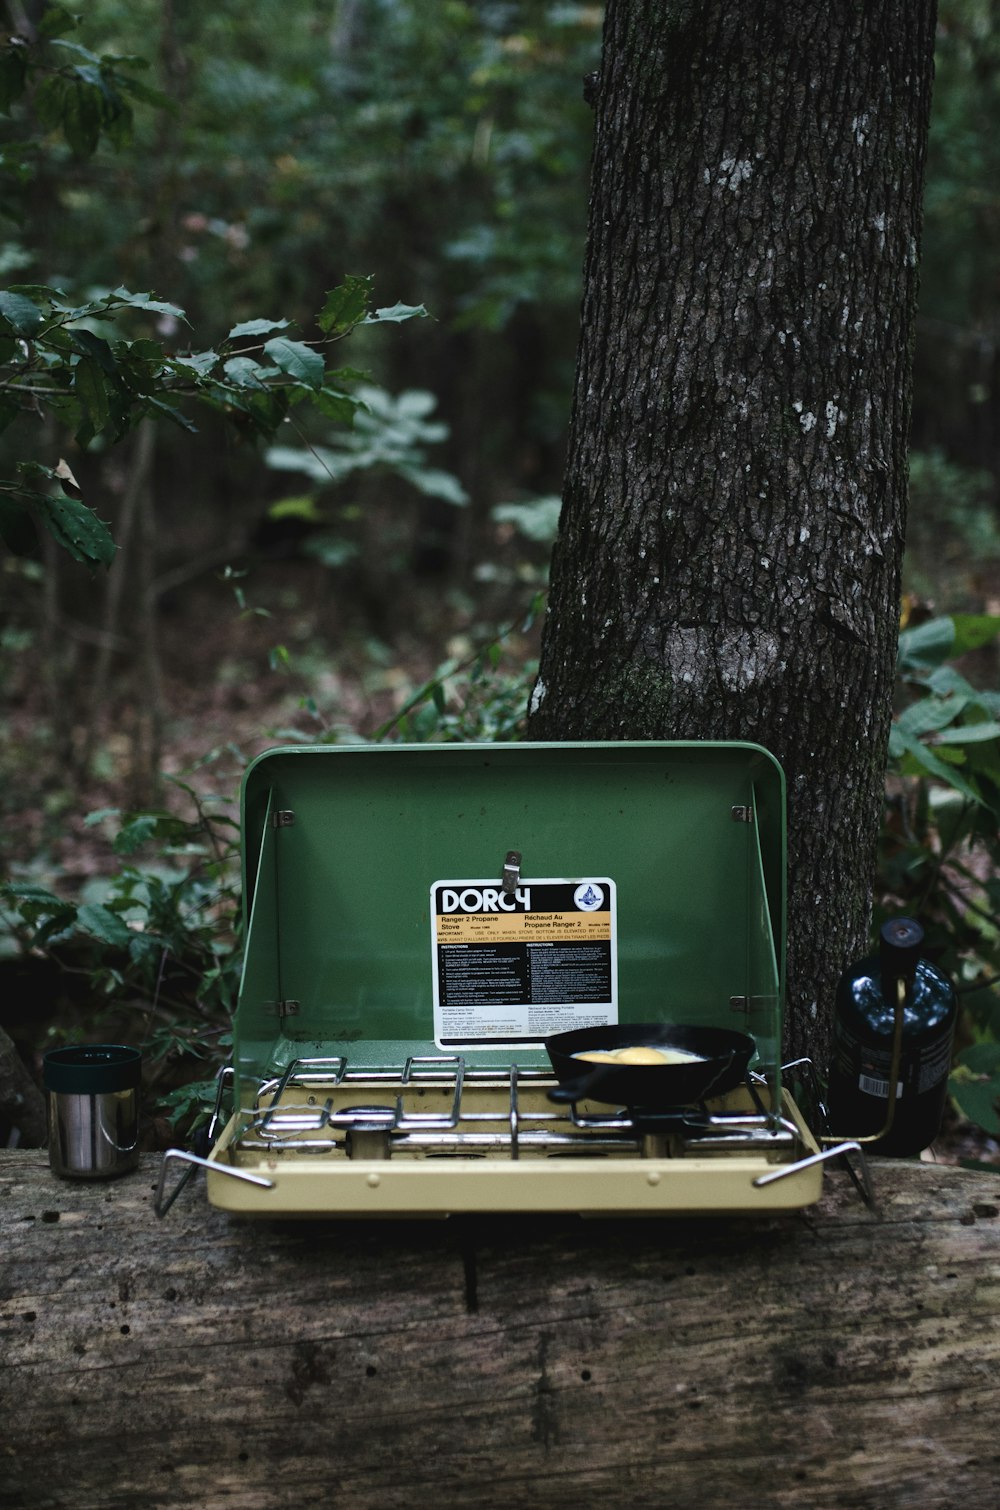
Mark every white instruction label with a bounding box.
[430,877,618,1048]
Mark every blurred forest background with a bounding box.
[2,0,999,1150]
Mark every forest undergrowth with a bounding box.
[3,550,1000,1172]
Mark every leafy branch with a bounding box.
[0,274,427,566]
[0,10,428,568]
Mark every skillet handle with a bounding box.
[548,1082,585,1104]
[548,1068,609,1104]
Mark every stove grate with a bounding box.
[225,1055,802,1162]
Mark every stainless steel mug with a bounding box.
[43,1044,142,1179]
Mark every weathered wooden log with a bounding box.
[2,1150,998,1509]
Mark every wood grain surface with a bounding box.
[2,1150,998,1509]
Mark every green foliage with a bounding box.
[889,614,1000,803]
[372,595,544,745]
[912,2,1000,510]
[4,600,999,1144]
[0,4,163,166]
[0,9,428,568]
[265,384,467,570]
[950,1042,1000,1137]
[266,384,464,502]
[0,598,543,1132]
[0,773,243,1125]
[921,1,1000,331]
[153,1076,223,1137]
[879,612,1000,1137]
[905,450,1000,604]
[0,279,424,565]
[492,495,562,546]
[3,0,599,534]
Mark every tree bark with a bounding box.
[528,0,938,1061]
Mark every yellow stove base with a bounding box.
[204,1093,823,1218]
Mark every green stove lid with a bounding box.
[234,741,785,1089]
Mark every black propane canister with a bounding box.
[826,918,958,1157]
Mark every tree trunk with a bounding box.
[528,0,937,1062]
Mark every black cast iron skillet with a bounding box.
[545,1022,755,1108]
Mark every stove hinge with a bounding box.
[271,809,296,828]
[731,805,754,824]
[266,999,301,1019]
[730,994,774,1015]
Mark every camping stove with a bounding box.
[156,741,867,1219]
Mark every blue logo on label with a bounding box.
[573,882,605,911]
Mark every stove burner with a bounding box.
[341,1106,395,1161]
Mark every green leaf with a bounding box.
[39,5,80,40]
[50,39,101,66]
[83,808,120,827]
[109,287,187,321]
[302,535,358,568]
[263,336,324,389]
[925,665,979,701]
[165,350,218,378]
[121,337,165,366]
[226,317,291,340]
[933,721,1000,746]
[34,493,116,568]
[268,495,324,523]
[265,443,356,484]
[365,301,430,325]
[69,326,117,372]
[890,725,982,803]
[897,696,971,739]
[4,882,67,911]
[144,395,198,432]
[33,75,69,132]
[222,356,268,388]
[897,617,955,673]
[956,1042,1000,1076]
[14,460,54,482]
[949,1064,1000,1137]
[155,1078,220,1130]
[325,366,370,387]
[299,385,360,424]
[113,815,161,854]
[62,79,103,157]
[493,496,562,544]
[396,463,468,505]
[317,276,373,336]
[76,903,133,949]
[0,289,43,336]
[115,74,168,110]
[6,282,62,301]
[52,294,119,321]
[949,614,1000,658]
[73,358,113,435]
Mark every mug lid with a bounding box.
[43,1044,142,1095]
